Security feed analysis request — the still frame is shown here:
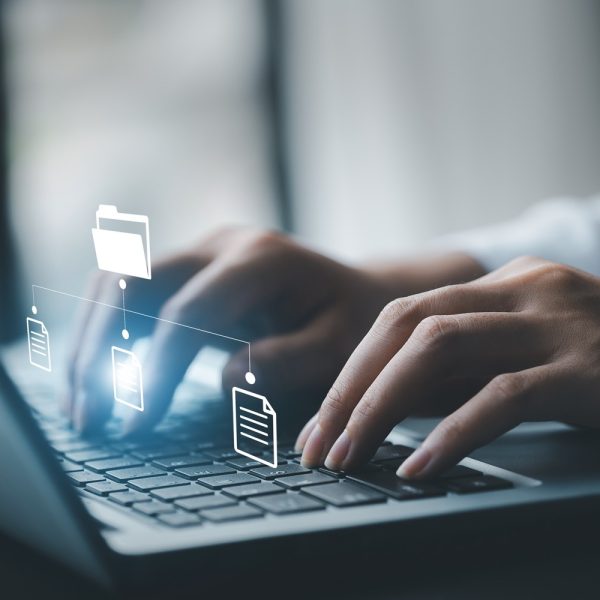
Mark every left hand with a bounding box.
[298,256,600,478]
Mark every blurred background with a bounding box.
[3,0,600,339]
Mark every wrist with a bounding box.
[360,252,488,298]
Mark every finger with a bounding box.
[397,365,555,479]
[222,311,342,398]
[61,271,107,417]
[72,252,202,432]
[295,414,318,451]
[301,284,518,467]
[123,251,285,433]
[320,312,547,470]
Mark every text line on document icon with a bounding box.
[232,387,278,468]
[27,317,52,372]
[111,346,144,412]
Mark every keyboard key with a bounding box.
[302,481,387,507]
[61,459,84,473]
[151,485,213,502]
[152,454,211,470]
[225,457,265,471]
[277,445,302,459]
[197,473,259,490]
[85,456,143,473]
[371,445,413,463]
[274,472,337,490]
[222,482,285,499]
[106,465,164,482]
[64,448,120,463]
[66,471,105,486]
[175,494,236,512]
[53,440,96,453]
[437,465,482,479]
[249,463,311,480]
[200,505,263,523]
[318,467,346,479]
[249,493,325,515]
[204,449,239,461]
[133,500,176,516]
[128,475,189,492]
[108,490,151,506]
[445,475,512,494]
[85,480,129,496]
[174,464,235,480]
[131,445,186,460]
[347,471,445,500]
[157,511,202,528]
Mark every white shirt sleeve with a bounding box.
[433,196,600,276]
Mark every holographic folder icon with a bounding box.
[232,387,278,468]
[92,205,151,279]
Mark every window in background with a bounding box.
[284,0,600,261]
[6,0,278,322]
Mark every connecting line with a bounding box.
[31,284,252,373]
[121,288,127,333]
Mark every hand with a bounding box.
[298,256,600,479]
[68,228,478,433]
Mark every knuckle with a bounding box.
[412,315,459,351]
[352,393,379,421]
[378,297,419,329]
[488,373,526,402]
[244,230,284,254]
[320,382,348,418]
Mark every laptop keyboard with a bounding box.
[29,396,514,529]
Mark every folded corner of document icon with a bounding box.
[232,387,278,468]
[27,317,52,372]
[112,346,144,412]
[92,204,152,279]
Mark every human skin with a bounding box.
[63,227,484,435]
[298,256,600,479]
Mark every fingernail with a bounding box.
[301,423,326,467]
[396,446,432,479]
[324,429,351,470]
[295,414,318,451]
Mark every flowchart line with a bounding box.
[31,284,252,371]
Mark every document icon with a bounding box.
[27,317,52,372]
[112,346,144,412]
[92,204,151,279]
[232,387,278,468]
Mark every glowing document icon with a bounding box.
[111,346,144,412]
[27,317,52,372]
[232,387,278,468]
[92,205,151,279]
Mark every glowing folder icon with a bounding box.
[92,205,151,279]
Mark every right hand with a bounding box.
[64,228,395,433]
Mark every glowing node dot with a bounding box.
[245,371,256,385]
[31,305,38,315]
[121,329,130,340]
[119,278,127,290]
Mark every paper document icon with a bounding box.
[92,205,151,279]
[232,387,278,468]
[112,346,144,412]
[27,317,52,372]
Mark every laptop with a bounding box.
[2,338,600,592]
